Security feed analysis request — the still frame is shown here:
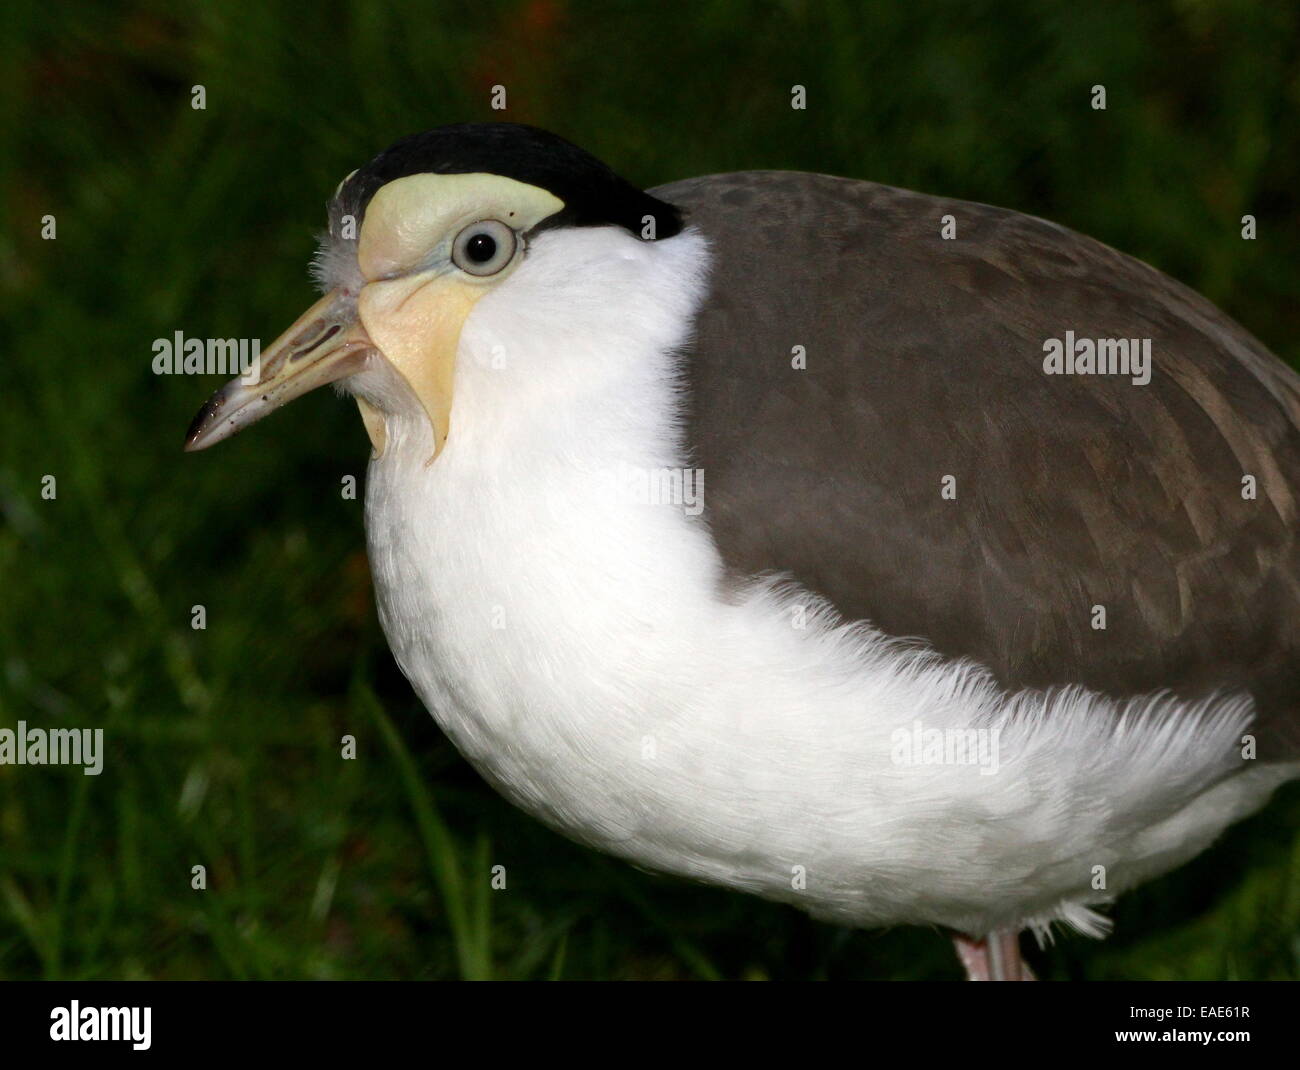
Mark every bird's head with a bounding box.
[184,122,683,459]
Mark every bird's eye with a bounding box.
[452,220,518,277]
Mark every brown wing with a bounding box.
[657,171,1300,758]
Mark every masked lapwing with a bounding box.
[186,122,1300,980]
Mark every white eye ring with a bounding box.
[451,219,518,277]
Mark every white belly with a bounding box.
[361,405,1292,940]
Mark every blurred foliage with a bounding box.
[0,0,1297,979]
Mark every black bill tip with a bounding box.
[183,394,223,452]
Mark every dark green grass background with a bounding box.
[1,0,1298,980]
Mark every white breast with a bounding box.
[357,226,1295,939]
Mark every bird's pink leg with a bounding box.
[952,930,1037,981]
[953,933,992,980]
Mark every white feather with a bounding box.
[350,224,1298,938]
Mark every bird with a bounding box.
[186,121,1300,980]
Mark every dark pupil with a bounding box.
[466,233,497,263]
